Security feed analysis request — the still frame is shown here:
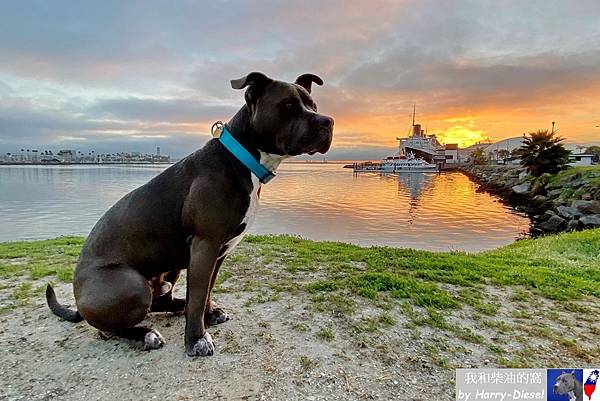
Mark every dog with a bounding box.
[46,72,334,356]
[554,371,583,401]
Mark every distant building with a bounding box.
[156,147,161,156]
[569,153,594,166]
[57,149,77,162]
[444,144,459,164]
[484,137,524,164]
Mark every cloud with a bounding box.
[87,97,237,123]
[1,0,600,158]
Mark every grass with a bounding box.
[544,165,600,202]
[547,165,600,187]
[248,228,600,302]
[1,229,599,367]
[3,230,598,308]
[0,236,82,282]
[316,326,335,341]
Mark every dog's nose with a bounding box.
[317,115,334,129]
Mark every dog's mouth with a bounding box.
[284,145,301,156]
[284,130,333,156]
[285,146,324,156]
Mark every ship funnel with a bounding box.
[413,124,422,137]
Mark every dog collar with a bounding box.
[212,122,276,184]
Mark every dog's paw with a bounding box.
[205,307,230,326]
[187,332,215,357]
[143,329,166,351]
[159,281,172,295]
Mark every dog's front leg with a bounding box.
[184,236,220,357]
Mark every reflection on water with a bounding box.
[0,164,530,251]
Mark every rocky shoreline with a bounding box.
[460,165,600,234]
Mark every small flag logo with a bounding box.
[585,370,599,401]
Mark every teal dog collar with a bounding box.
[212,121,276,184]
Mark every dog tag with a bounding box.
[211,121,224,139]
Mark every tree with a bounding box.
[518,129,570,176]
[585,145,600,163]
[498,149,510,164]
[470,148,487,165]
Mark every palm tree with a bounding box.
[517,129,570,176]
[585,145,600,163]
[470,148,487,165]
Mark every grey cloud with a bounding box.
[1,0,600,157]
[87,97,238,123]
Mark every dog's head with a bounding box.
[553,371,579,395]
[231,72,333,156]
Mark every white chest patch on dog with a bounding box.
[222,151,288,256]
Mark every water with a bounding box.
[0,164,530,252]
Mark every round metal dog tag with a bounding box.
[211,121,224,138]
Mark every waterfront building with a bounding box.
[568,152,594,166]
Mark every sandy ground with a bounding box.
[2,246,598,401]
[1,280,453,401]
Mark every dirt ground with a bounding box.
[1,280,452,401]
[2,237,599,401]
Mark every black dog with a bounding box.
[46,72,334,356]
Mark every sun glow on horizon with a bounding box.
[435,125,485,148]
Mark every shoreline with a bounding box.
[0,161,175,166]
[459,165,600,234]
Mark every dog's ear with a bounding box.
[231,72,271,90]
[231,72,272,105]
[294,73,323,94]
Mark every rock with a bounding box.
[518,171,529,180]
[531,195,548,207]
[581,192,593,201]
[537,173,553,186]
[567,178,586,188]
[580,214,600,227]
[546,188,563,198]
[530,180,545,195]
[538,210,556,222]
[546,180,563,190]
[553,198,568,207]
[557,205,582,219]
[566,219,581,231]
[538,215,566,232]
[512,183,530,194]
[571,200,600,215]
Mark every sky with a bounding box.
[1,0,599,160]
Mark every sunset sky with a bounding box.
[1,1,599,160]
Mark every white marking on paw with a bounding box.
[208,307,230,325]
[192,332,215,356]
[160,281,172,295]
[143,329,166,350]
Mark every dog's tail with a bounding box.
[45,284,83,323]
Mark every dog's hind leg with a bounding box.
[113,327,166,350]
[150,269,186,313]
[75,265,165,350]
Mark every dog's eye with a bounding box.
[286,103,293,109]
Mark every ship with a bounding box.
[396,104,445,164]
[352,105,441,173]
[352,152,438,173]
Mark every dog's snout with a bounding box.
[316,115,334,129]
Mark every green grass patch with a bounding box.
[316,326,335,341]
[1,230,599,334]
[249,229,600,305]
